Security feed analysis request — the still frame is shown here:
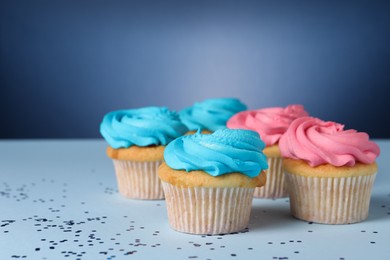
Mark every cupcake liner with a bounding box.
[112,160,164,200]
[161,182,255,234]
[254,157,287,198]
[285,172,377,224]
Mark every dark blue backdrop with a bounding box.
[1,1,389,138]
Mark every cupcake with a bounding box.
[100,107,188,199]
[279,117,380,224]
[158,129,268,234]
[227,104,308,198]
[179,98,247,134]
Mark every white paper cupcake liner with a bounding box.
[161,182,255,234]
[285,172,377,224]
[112,160,164,200]
[254,157,287,198]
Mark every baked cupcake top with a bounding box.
[179,98,247,132]
[227,104,308,146]
[279,117,380,167]
[100,107,188,149]
[164,129,268,178]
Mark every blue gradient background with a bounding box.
[1,1,389,138]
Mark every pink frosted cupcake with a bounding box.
[279,117,380,224]
[227,104,308,198]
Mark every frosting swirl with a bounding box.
[100,107,188,148]
[179,98,247,132]
[227,104,309,146]
[164,129,268,177]
[279,117,380,167]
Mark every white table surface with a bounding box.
[0,140,389,260]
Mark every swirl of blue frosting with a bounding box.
[179,98,247,132]
[164,129,268,177]
[100,107,189,148]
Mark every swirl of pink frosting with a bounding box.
[279,117,380,167]
[227,104,309,146]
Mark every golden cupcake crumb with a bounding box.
[158,162,266,188]
[263,144,281,158]
[283,158,377,178]
[106,146,165,162]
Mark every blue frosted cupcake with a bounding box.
[100,106,188,199]
[158,129,268,234]
[179,98,247,133]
